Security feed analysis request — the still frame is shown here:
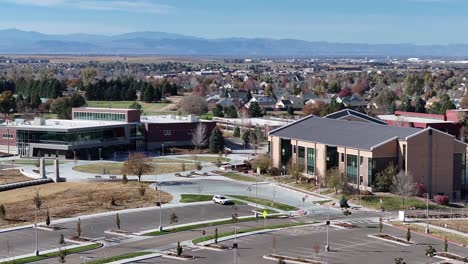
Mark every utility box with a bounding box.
[398,211,405,222]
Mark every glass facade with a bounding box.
[326,146,338,170]
[16,128,125,156]
[307,148,315,175]
[368,158,375,187]
[280,139,292,166]
[73,111,126,122]
[298,146,305,165]
[346,154,358,183]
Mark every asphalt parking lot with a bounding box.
[0,203,255,258]
[140,220,468,264]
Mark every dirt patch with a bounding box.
[0,182,172,228]
[426,220,468,234]
[0,169,31,185]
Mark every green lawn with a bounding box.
[220,172,258,182]
[359,195,444,211]
[73,162,196,175]
[192,222,309,244]
[87,101,170,115]
[180,194,213,203]
[180,194,245,205]
[9,243,101,264]
[144,215,288,236]
[200,112,213,120]
[185,155,230,163]
[87,252,152,264]
[229,195,298,211]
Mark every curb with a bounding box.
[389,222,467,247]
[0,201,213,234]
[106,253,161,264]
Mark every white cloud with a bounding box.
[0,0,173,14]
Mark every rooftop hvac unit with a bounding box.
[34,117,45,126]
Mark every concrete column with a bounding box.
[39,158,46,179]
[54,158,60,182]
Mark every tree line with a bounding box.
[85,79,179,102]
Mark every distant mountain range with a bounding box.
[2,28,468,57]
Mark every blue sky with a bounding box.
[0,0,467,44]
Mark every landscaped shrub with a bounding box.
[339,197,349,208]
[269,167,280,176]
[414,182,426,197]
[434,195,449,205]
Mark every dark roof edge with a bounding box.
[268,115,316,136]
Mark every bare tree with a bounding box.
[392,171,414,205]
[179,94,208,115]
[121,153,154,182]
[191,123,208,153]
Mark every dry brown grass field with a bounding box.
[0,182,172,228]
[0,170,31,184]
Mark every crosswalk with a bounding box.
[102,236,129,246]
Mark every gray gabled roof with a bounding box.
[269,115,421,150]
[325,109,387,125]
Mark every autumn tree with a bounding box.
[121,153,153,182]
[0,90,16,116]
[80,67,97,87]
[460,96,468,109]
[251,153,271,173]
[375,163,398,192]
[326,168,344,194]
[303,101,326,116]
[287,159,304,183]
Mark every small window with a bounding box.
[360,176,363,184]
[164,130,172,136]
[341,153,344,162]
[360,156,363,165]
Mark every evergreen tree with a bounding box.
[287,106,294,115]
[248,101,263,117]
[414,97,426,113]
[209,127,225,153]
[233,126,240,137]
[142,84,155,103]
[212,104,224,117]
[224,105,238,118]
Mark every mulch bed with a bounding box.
[437,252,468,262]
[375,234,413,245]
[334,223,359,229]
[166,253,195,259]
[67,236,91,243]
[268,254,326,264]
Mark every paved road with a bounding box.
[30,218,299,264]
[0,203,255,258]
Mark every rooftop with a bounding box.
[0,118,127,130]
[325,109,387,124]
[269,115,421,150]
[140,115,202,124]
[378,115,454,124]
[214,117,293,127]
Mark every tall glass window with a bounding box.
[307,148,315,175]
[346,154,358,183]
[298,146,305,165]
[402,144,407,171]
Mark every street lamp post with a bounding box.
[325,213,330,252]
[426,193,430,234]
[154,165,162,231]
[34,206,39,256]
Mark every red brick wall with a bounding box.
[0,128,16,147]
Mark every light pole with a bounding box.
[154,164,162,231]
[426,193,430,234]
[34,206,39,256]
[325,214,330,252]
[233,226,239,264]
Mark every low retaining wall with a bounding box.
[0,178,53,192]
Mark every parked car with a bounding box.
[212,195,230,205]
